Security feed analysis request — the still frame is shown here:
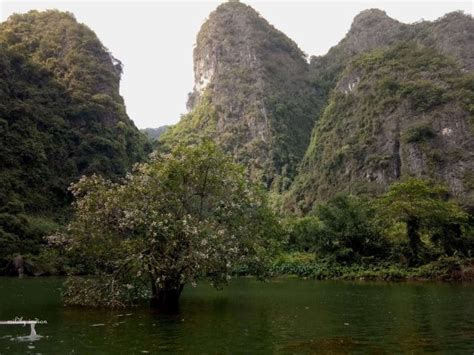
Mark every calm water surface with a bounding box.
[0,277,473,354]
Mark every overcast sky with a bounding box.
[1,0,472,129]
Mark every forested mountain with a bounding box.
[0,3,472,273]
[162,1,323,190]
[0,10,150,269]
[285,10,474,212]
[160,3,473,212]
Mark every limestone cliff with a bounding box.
[287,43,474,212]
[159,3,473,212]
[162,1,323,190]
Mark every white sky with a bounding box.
[1,0,472,129]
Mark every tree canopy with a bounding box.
[57,142,279,310]
[378,178,468,264]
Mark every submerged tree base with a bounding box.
[62,277,186,310]
[150,286,184,313]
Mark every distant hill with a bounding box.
[142,126,169,141]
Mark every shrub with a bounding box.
[314,195,387,264]
[403,123,436,143]
[400,80,447,112]
[282,216,322,252]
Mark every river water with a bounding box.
[0,277,473,353]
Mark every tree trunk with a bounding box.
[407,217,421,265]
[150,284,184,313]
[442,223,463,256]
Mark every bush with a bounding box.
[282,216,322,252]
[270,252,317,277]
[400,80,447,112]
[403,123,436,143]
[314,195,387,264]
[413,256,470,280]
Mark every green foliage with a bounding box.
[414,256,474,281]
[378,178,468,264]
[0,10,122,102]
[270,254,474,282]
[59,142,279,308]
[314,195,387,264]
[399,80,448,112]
[0,209,60,273]
[281,195,388,263]
[141,126,169,143]
[270,252,317,277]
[161,93,218,146]
[279,178,472,277]
[270,253,410,281]
[282,216,321,252]
[403,123,436,143]
[378,179,467,228]
[0,10,150,270]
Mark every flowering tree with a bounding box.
[58,142,278,310]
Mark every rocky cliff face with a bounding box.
[286,10,474,212]
[414,11,474,71]
[307,9,408,102]
[163,1,323,190]
[309,10,473,97]
[162,3,473,210]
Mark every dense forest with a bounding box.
[0,2,473,305]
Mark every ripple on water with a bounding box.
[10,334,43,342]
[281,337,386,354]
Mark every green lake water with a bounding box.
[0,277,473,354]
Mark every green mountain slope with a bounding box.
[284,10,474,213]
[287,43,474,212]
[0,10,150,268]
